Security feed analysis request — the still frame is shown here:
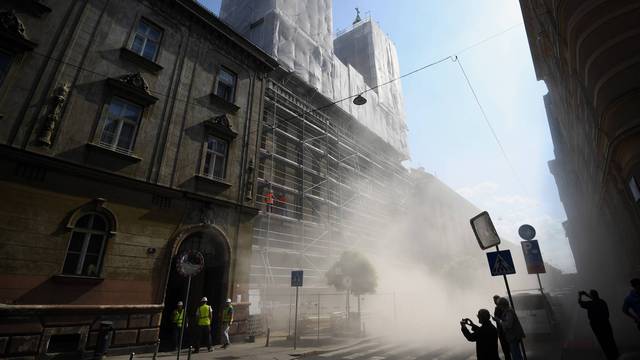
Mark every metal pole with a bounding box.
[293,286,299,350]
[317,293,320,345]
[177,275,192,360]
[536,273,544,293]
[496,245,527,360]
[288,288,293,337]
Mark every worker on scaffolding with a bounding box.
[276,192,287,216]
[264,188,274,213]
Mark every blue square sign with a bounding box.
[486,250,516,276]
[291,270,303,287]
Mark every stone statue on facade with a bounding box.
[37,83,70,146]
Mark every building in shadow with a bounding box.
[0,0,276,357]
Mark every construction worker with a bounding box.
[265,189,274,213]
[222,298,234,348]
[194,296,213,353]
[172,301,185,350]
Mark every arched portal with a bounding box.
[160,225,230,350]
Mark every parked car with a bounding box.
[511,292,556,337]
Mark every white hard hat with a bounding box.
[226,298,232,303]
[177,301,183,306]
[201,296,208,302]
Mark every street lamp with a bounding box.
[353,94,367,105]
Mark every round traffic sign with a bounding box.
[518,224,536,240]
[176,250,204,277]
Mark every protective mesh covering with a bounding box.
[220,0,409,158]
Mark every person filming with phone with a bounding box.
[460,309,500,360]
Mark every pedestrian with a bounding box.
[493,295,511,360]
[264,189,274,213]
[460,309,500,360]
[172,301,185,350]
[495,297,525,360]
[578,290,619,360]
[222,298,234,349]
[623,278,640,331]
[194,296,213,353]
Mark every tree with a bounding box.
[326,251,377,296]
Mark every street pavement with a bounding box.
[304,339,473,360]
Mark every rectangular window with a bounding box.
[214,68,237,103]
[130,19,162,61]
[203,135,228,180]
[0,52,11,86]
[99,97,143,153]
[630,176,640,202]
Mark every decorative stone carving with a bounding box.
[203,114,237,139]
[245,159,255,200]
[0,9,27,39]
[117,72,150,94]
[37,83,70,146]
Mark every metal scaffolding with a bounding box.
[251,79,411,305]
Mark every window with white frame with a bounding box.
[214,67,237,103]
[130,19,162,61]
[203,135,228,180]
[62,213,108,277]
[99,97,143,153]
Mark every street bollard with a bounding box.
[129,352,135,360]
[152,339,160,360]
[265,328,270,347]
[186,346,193,360]
[93,321,114,360]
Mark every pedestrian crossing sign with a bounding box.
[486,250,516,276]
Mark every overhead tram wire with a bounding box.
[452,55,528,194]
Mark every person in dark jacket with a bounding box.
[493,295,511,360]
[460,308,500,360]
[579,290,619,360]
[495,297,525,360]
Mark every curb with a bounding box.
[289,336,381,358]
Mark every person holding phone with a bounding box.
[460,309,500,360]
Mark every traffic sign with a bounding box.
[521,240,546,274]
[291,270,303,287]
[486,250,516,276]
[518,224,536,240]
[470,211,501,249]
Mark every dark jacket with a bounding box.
[461,322,500,360]
[498,308,525,342]
[579,298,610,324]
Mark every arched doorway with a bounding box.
[160,226,230,350]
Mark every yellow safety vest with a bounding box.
[223,305,234,322]
[197,304,211,326]
[172,309,184,326]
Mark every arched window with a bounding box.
[62,213,109,277]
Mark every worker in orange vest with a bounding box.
[265,189,274,213]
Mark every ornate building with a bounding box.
[519,0,640,344]
[0,0,276,357]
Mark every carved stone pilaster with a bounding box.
[37,83,70,146]
[245,159,255,200]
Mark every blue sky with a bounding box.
[201,0,576,273]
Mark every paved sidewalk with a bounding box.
[106,336,368,360]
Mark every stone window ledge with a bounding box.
[86,142,143,163]
[52,274,104,284]
[119,47,163,74]
[194,174,232,188]
[209,93,240,113]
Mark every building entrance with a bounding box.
[160,228,230,351]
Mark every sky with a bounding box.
[201,0,576,273]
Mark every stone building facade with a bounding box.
[519,0,640,344]
[0,0,276,357]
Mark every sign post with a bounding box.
[291,270,303,350]
[471,212,527,360]
[519,225,546,294]
[175,251,204,360]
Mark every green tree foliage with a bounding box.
[326,251,377,296]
